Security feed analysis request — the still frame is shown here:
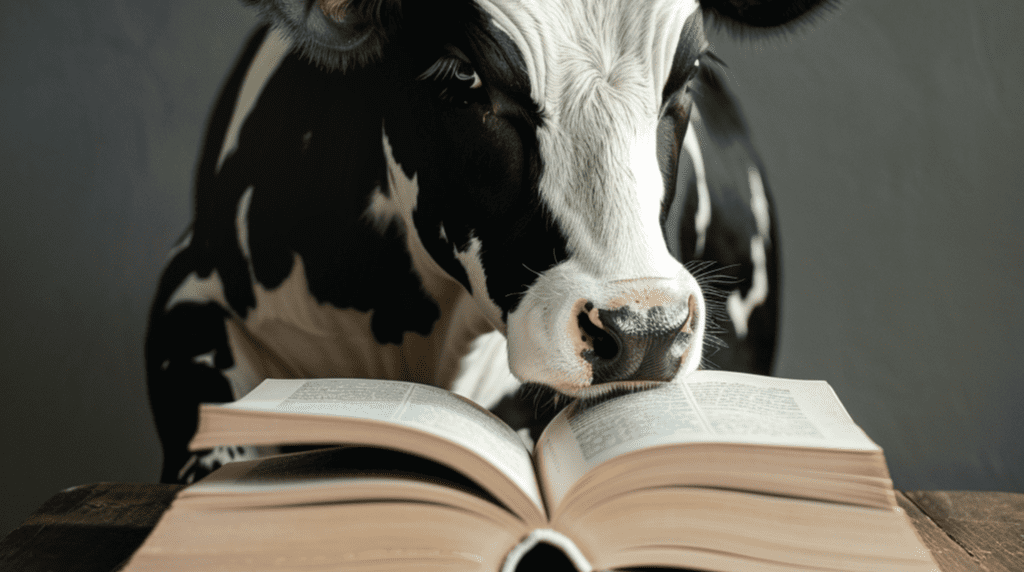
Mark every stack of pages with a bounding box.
[122,370,939,572]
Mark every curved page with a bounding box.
[190,378,544,525]
[535,370,883,514]
[128,500,524,572]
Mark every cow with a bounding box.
[147,0,826,485]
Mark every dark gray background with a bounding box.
[1,0,1021,538]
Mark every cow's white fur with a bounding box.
[748,166,771,237]
[178,445,261,484]
[452,234,506,330]
[165,270,229,315]
[726,166,771,338]
[236,186,255,262]
[683,110,711,258]
[163,245,497,400]
[448,330,521,409]
[482,0,707,394]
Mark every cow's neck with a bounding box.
[195,27,505,398]
[229,247,496,390]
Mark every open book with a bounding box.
[123,371,938,572]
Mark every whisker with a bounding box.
[522,263,542,278]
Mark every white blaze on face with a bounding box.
[478,0,706,392]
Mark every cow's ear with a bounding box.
[699,0,836,30]
[245,0,402,72]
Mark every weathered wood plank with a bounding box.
[0,482,182,572]
[904,491,1024,572]
[897,491,983,572]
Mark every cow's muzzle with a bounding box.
[507,268,705,398]
[575,295,696,384]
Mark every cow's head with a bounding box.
[245,0,830,401]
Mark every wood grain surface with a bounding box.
[0,483,183,572]
[903,491,1024,572]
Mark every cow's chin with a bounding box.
[505,262,706,404]
[546,380,674,407]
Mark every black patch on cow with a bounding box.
[146,295,236,482]
[699,0,836,30]
[144,28,276,484]
[658,12,707,250]
[490,383,568,444]
[466,10,545,129]
[193,25,269,206]
[672,53,781,374]
[379,5,568,320]
[184,26,272,315]
[188,24,444,344]
[661,10,706,106]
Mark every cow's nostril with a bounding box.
[577,310,619,361]
[577,300,692,385]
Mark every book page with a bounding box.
[535,370,879,509]
[217,378,543,513]
[685,370,878,449]
[535,379,710,507]
[178,446,525,532]
[186,446,495,502]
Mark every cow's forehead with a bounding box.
[473,0,701,107]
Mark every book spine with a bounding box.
[501,528,593,572]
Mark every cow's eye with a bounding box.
[418,53,485,107]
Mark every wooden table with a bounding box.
[1,483,1021,572]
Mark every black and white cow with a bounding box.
[147,0,826,485]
